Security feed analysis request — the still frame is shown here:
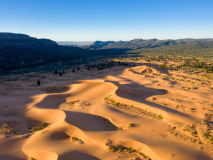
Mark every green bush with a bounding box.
[29,123,48,132]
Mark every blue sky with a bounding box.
[0,0,212,41]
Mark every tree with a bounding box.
[37,80,40,86]
[59,71,62,76]
[54,70,58,74]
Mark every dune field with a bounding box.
[0,60,213,160]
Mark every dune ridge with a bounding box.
[0,65,213,160]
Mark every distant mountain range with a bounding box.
[1,32,213,74]
[57,41,94,46]
[82,38,213,60]
[83,38,213,50]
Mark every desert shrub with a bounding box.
[192,86,198,89]
[159,64,166,69]
[107,144,151,159]
[29,123,48,132]
[128,123,134,127]
[71,136,83,144]
[106,138,113,145]
[157,115,164,119]
[202,133,213,143]
[0,121,16,135]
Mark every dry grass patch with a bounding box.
[0,121,16,135]
[42,86,69,93]
[198,121,213,144]
[104,95,163,119]
[59,100,80,109]
[60,100,91,109]
[182,124,198,137]
[28,121,48,132]
[106,139,151,160]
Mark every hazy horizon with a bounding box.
[0,0,213,41]
[56,38,213,42]
[4,31,213,42]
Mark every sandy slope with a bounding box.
[0,64,213,160]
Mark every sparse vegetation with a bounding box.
[60,100,80,109]
[202,132,213,143]
[157,115,164,119]
[198,122,213,144]
[183,124,198,137]
[104,95,163,120]
[71,136,83,144]
[42,86,69,93]
[190,108,196,112]
[192,86,198,89]
[22,133,32,138]
[106,138,113,145]
[59,100,91,110]
[128,123,134,127]
[29,123,48,132]
[170,131,197,143]
[159,63,166,69]
[67,100,79,105]
[106,140,151,160]
[116,127,124,130]
[0,121,16,135]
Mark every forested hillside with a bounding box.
[0,33,87,73]
[0,33,130,74]
[84,38,213,60]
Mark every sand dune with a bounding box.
[0,65,213,160]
